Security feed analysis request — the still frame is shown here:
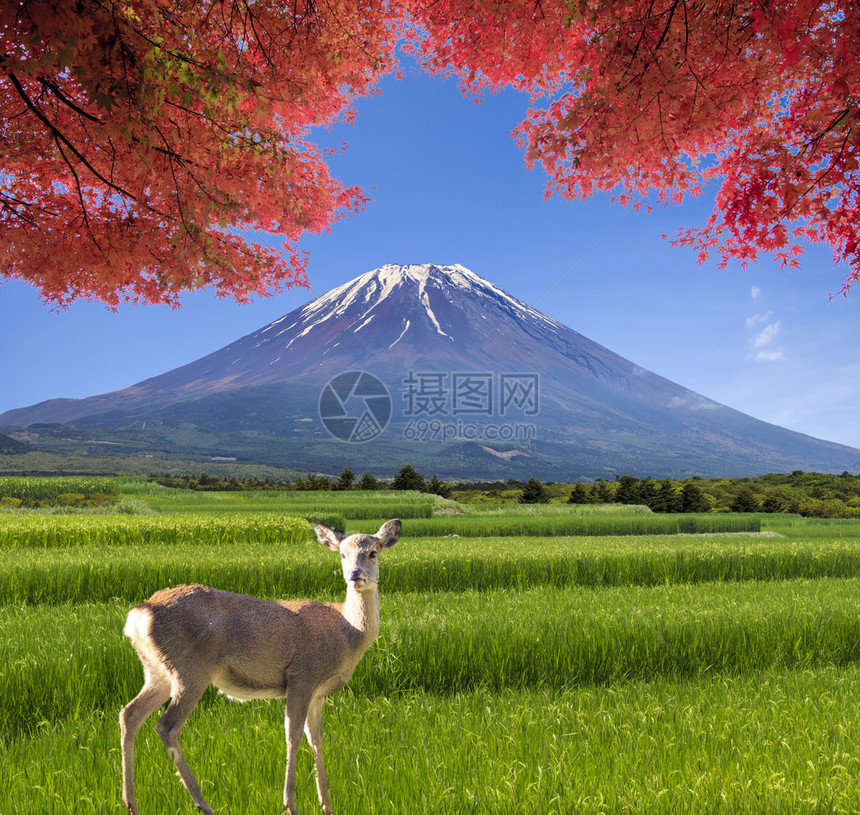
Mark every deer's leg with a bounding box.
[304,696,334,814]
[284,692,312,815]
[154,678,214,815]
[120,668,171,815]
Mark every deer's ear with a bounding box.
[314,524,344,551]
[375,519,401,549]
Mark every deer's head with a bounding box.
[315,519,401,590]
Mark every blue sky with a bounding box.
[3,62,860,452]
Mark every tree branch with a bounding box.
[4,70,140,203]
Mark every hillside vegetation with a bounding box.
[453,471,860,518]
[4,479,860,813]
[5,466,860,518]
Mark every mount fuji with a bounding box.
[3,263,859,479]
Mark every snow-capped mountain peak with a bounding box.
[3,260,860,478]
[255,263,568,356]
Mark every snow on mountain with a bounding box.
[2,262,860,478]
[248,263,567,359]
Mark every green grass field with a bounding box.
[4,480,860,813]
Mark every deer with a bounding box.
[119,519,401,815]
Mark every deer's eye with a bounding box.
[369,551,377,559]
[341,553,346,559]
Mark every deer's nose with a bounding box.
[349,569,363,582]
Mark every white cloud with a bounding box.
[745,316,784,362]
[746,310,773,328]
[751,321,781,349]
[668,394,722,410]
[751,286,762,300]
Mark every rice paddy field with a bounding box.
[4,478,860,813]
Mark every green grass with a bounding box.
[5,577,860,737]
[8,532,860,605]
[4,668,860,814]
[350,512,761,537]
[465,502,654,514]
[0,513,313,549]
[0,476,120,502]
[5,491,860,814]
[130,486,436,519]
[0,542,340,605]
[763,515,860,537]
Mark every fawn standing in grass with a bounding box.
[120,519,401,815]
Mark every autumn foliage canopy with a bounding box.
[2,0,859,305]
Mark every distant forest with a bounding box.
[150,468,860,519]
[558,471,860,518]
